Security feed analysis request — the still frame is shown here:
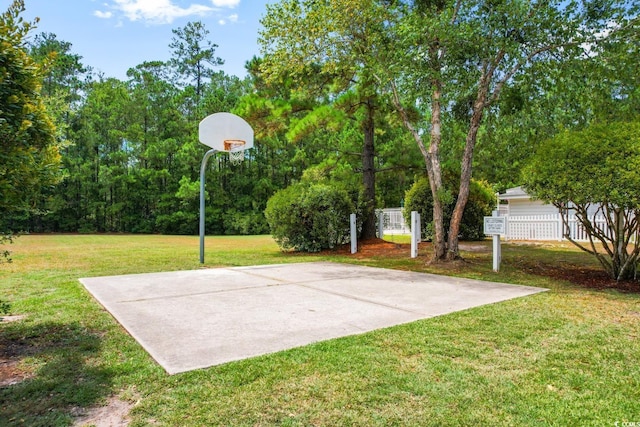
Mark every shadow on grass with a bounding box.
[0,321,114,426]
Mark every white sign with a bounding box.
[484,216,506,235]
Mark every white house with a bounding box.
[498,186,605,241]
[498,186,559,216]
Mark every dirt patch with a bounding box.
[0,358,32,387]
[353,238,408,259]
[331,239,490,260]
[0,315,33,387]
[458,242,492,252]
[72,396,134,427]
[0,315,26,323]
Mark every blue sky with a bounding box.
[2,0,272,79]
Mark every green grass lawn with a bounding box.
[1,234,639,426]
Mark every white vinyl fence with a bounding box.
[504,214,609,242]
[378,208,410,235]
[378,210,611,242]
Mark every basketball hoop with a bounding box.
[224,139,245,165]
[199,112,254,263]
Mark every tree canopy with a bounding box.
[259,0,399,239]
[385,0,635,260]
[0,0,60,215]
[170,20,224,101]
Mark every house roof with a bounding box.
[498,186,531,201]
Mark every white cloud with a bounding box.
[97,0,242,26]
[211,0,240,7]
[109,0,214,24]
[94,10,113,19]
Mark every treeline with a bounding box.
[2,22,422,235]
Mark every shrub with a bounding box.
[404,177,494,241]
[265,183,353,252]
[523,121,640,281]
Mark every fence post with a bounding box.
[557,214,562,241]
[350,213,357,254]
[504,214,509,241]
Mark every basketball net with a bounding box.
[224,140,245,165]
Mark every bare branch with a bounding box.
[389,80,429,161]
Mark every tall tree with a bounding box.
[23,33,89,230]
[259,0,395,239]
[124,61,186,232]
[29,32,87,146]
[169,21,223,105]
[29,32,86,99]
[76,78,132,231]
[0,0,61,217]
[388,0,635,260]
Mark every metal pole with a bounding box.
[200,149,216,264]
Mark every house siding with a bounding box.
[508,199,559,216]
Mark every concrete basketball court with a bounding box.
[80,262,546,374]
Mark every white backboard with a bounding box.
[198,112,254,151]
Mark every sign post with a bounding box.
[483,211,505,272]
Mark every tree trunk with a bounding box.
[360,100,377,240]
[447,85,487,260]
[429,81,446,260]
[390,72,445,260]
